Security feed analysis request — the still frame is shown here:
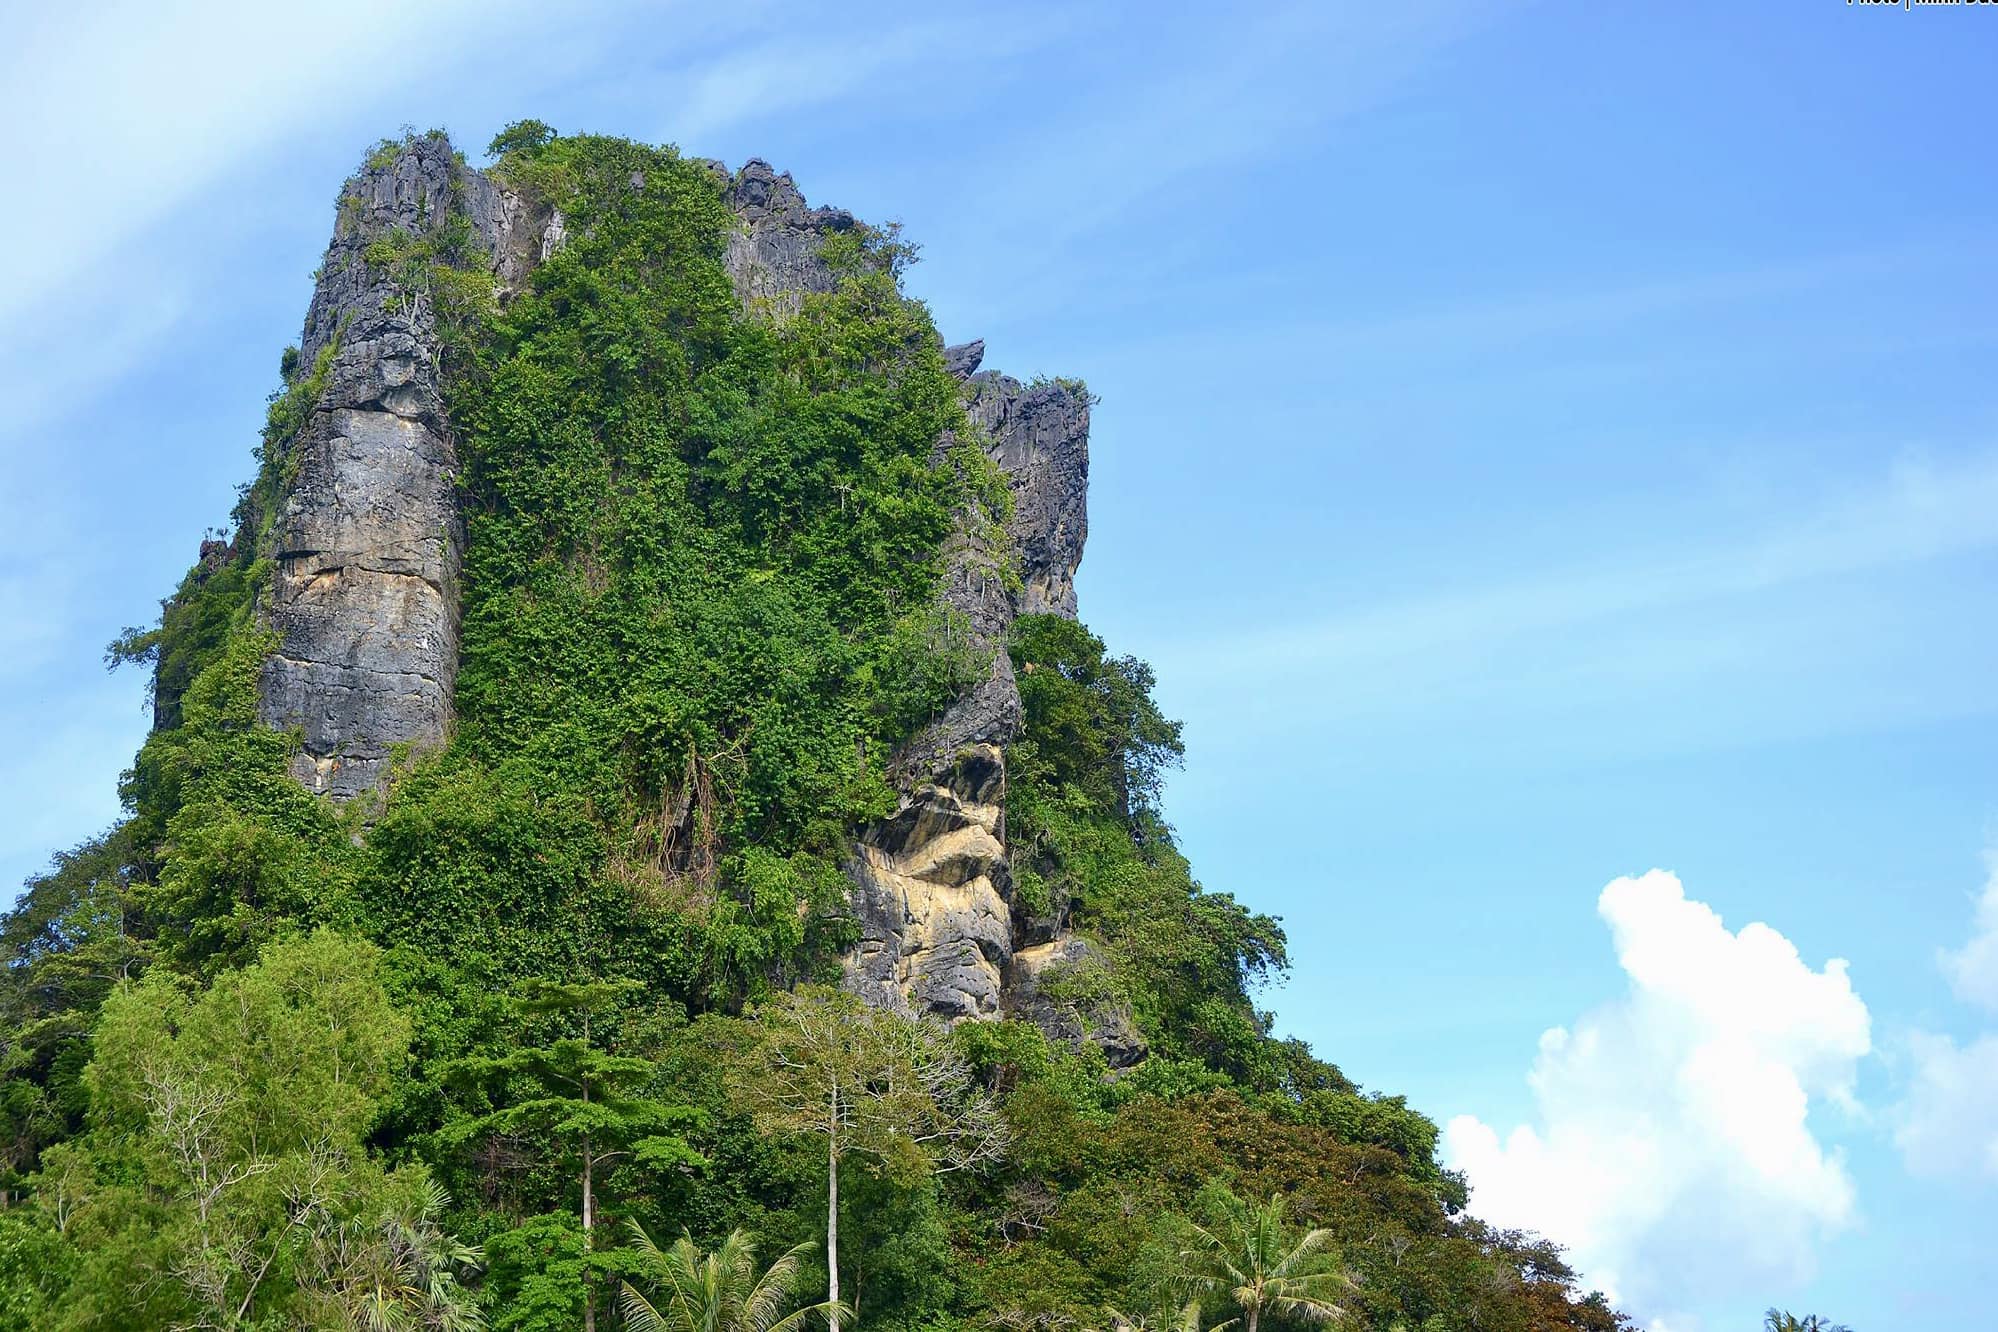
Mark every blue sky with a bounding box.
[3,2,1995,1326]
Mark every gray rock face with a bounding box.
[889,356,1093,787]
[966,372,1091,619]
[261,136,565,800]
[1006,936,1147,1068]
[944,340,985,380]
[721,159,857,315]
[261,137,469,800]
[464,173,564,302]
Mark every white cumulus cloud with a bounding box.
[1442,869,1871,1320]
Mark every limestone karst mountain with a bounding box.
[240,132,1125,1055]
[0,126,1631,1331]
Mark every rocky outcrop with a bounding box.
[944,339,986,380]
[258,134,564,801]
[846,746,1012,1019]
[965,372,1091,620]
[1006,937,1147,1068]
[259,137,467,800]
[719,159,857,314]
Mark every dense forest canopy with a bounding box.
[0,126,1631,1331]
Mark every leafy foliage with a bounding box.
[1007,614,1285,1077]
[1763,1313,1852,1332]
[26,931,481,1330]
[488,119,557,160]
[733,986,1006,1327]
[440,978,705,1326]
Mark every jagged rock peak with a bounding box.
[944,340,985,380]
[967,373,1090,620]
[724,158,851,226]
[719,158,859,314]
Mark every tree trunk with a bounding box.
[581,1004,596,1332]
[828,1085,841,1332]
[582,1134,595,1332]
[1246,1309,1259,1332]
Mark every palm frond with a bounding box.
[619,1279,673,1332]
[741,1238,814,1332]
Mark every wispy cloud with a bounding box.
[1021,3,1497,237]
[1163,447,1998,686]
[0,0,629,335]
[1279,242,1970,363]
[1896,856,1998,1184]
[916,1,1502,330]
[1940,855,1998,1015]
[657,12,1070,144]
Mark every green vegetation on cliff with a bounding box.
[0,127,1629,1331]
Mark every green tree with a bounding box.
[0,1208,77,1326]
[1011,612,1184,837]
[487,119,556,159]
[482,1214,591,1332]
[0,829,150,1203]
[734,986,1007,1332]
[618,1223,844,1332]
[1179,1190,1355,1332]
[35,930,479,1330]
[1096,1302,1205,1332]
[441,978,703,1332]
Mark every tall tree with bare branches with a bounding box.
[732,986,1008,1332]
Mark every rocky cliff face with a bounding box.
[841,339,1104,1046]
[256,136,1132,1060]
[968,368,1090,621]
[256,138,468,800]
[715,158,857,313]
[258,136,560,800]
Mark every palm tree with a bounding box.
[1179,1191,1355,1332]
[618,1223,847,1332]
[1764,1312,1853,1332]
[1100,1302,1212,1332]
[300,1176,486,1332]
